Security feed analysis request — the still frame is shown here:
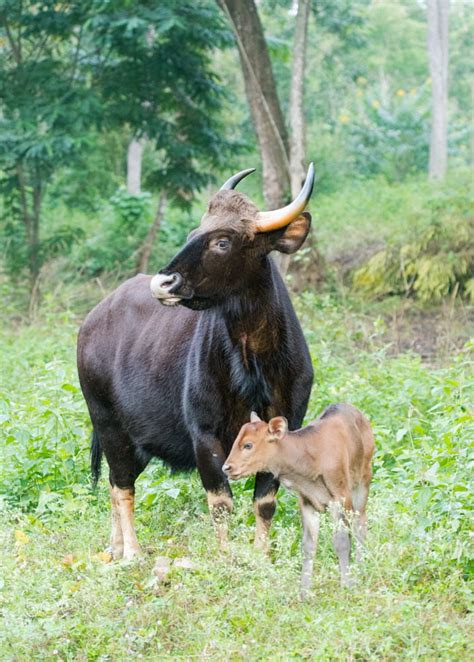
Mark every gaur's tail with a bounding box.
[91,428,103,489]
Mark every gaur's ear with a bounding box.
[271,213,311,254]
[267,416,288,441]
[250,411,262,423]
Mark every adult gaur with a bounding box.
[77,164,315,559]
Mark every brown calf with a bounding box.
[223,403,374,596]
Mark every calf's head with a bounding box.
[150,164,314,309]
[222,412,288,480]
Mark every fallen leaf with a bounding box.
[14,530,30,545]
[95,551,113,564]
[61,554,75,567]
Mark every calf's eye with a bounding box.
[215,239,230,250]
[243,442,253,450]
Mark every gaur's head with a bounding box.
[222,412,288,480]
[150,165,314,309]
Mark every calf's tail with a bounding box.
[91,428,103,489]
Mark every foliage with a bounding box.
[0,0,234,289]
[346,86,430,181]
[0,291,472,658]
[90,0,236,207]
[353,211,474,303]
[69,188,152,278]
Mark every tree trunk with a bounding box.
[16,163,41,291]
[217,0,290,209]
[30,180,41,289]
[289,0,310,199]
[427,0,449,180]
[135,193,167,274]
[279,0,311,277]
[127,137,145,195]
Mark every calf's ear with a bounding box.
[268,416,288,441]
[271,212,311,254]
[250,411,262,423]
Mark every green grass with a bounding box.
[0,291,473,659]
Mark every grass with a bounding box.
[0,286,472,659]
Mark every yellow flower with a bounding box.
[410,87,417,95]
[339,114,350,124]
[396,89,406,97]
[356,76,368,86]
[356,90,363,98]
[371,100,381,109]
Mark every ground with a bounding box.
[0,288,472,660]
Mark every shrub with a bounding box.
[353,217,474,302]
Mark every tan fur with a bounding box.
[110,486,141,561]
[207,491,233,551]
[109,485,124,559]
[199,190,259,235]
[224,404,375,595]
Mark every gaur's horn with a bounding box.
[220,168,255,191]
[255,162,314,232]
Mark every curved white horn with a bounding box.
[220,168,256,191]
[255,162,314,232]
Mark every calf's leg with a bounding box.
[299,497,320,599]
[352,483,369,563]
[329,499,352,587]
[253,472,279,553]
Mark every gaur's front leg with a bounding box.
[253,472,279,553]
[194,434,233,550]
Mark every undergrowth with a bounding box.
[0,291,472,659]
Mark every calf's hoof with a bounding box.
[106,544,124,561]
[341,575,354,589]
[299,587,310,601]
[122,545,143,562]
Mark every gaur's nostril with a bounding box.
[167,272,183,293]
[150,272,183,298]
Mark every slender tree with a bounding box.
[427,0,449,180]
[127,138,145,195]
[217,0,290,210]
[289,0,311,199]
[280,0,312,276]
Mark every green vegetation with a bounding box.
[1,0,473,658]
[1,284,472,658]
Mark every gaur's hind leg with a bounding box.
[95,417,148,561]
[253,472,279,553]
[195,435,233,550]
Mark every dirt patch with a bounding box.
[379,300,473,363]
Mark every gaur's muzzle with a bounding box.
[150,272,184,305]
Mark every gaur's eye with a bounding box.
[213,238,230,251]
[243,442,253,450]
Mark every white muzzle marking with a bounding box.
[150,273,181,304]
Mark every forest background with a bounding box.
[0,1,473,659]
